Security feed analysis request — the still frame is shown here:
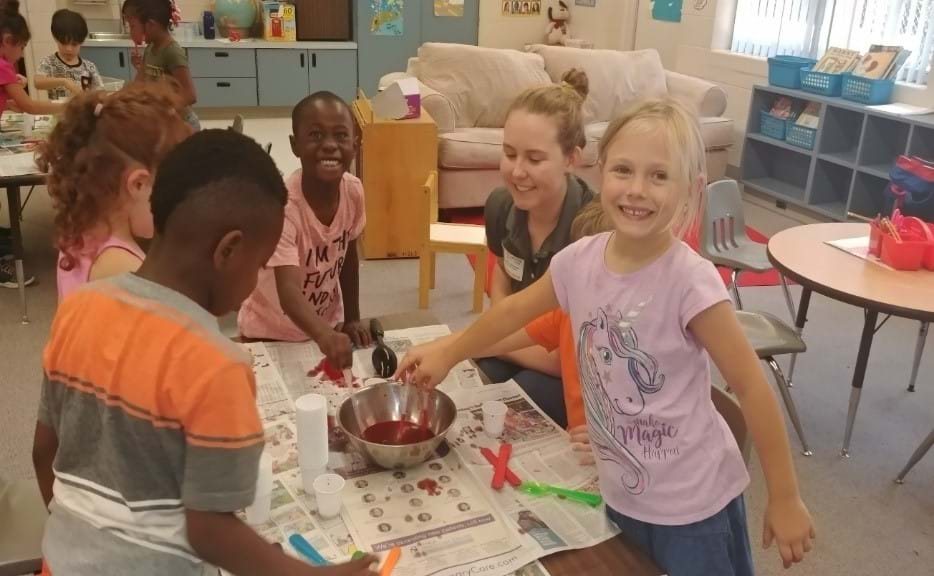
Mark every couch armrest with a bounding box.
[376,73,457,132]
[665,71,727,117]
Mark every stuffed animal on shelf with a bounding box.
[546,0,570,46]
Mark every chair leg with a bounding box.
[895,426,934,484]
[472,250,487,314]
[418,252,431,309]
[779,274,796,323]
[730,269,743,310]
[429,253,437,290]
[766,357,812,456]
[908,322,928,392]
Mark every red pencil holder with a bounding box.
[902,217,934,271]
[880,234,927,270]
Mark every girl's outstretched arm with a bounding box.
[397,270,559,388]
[690,301,815,570]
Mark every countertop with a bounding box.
[85,38,357,50]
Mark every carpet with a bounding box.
[444,208,785,290]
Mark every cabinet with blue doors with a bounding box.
[256,49,357,107]
[81,46,133,81]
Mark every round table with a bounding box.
[767,223,934,455]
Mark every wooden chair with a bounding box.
[419,171,488,313]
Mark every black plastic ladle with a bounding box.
[371,318,398,378]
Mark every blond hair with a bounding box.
[598,98,706,239]
[507,68,589,155]
[570,199,612,241]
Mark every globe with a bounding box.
[213,0,258,38]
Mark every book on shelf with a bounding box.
[854,44,911,80]
[794,102,820,129]
[813,47,861,74]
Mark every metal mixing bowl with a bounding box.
[337,381,457,470]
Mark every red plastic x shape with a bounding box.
[481,444,521,490]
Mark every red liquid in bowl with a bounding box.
[363,421,435,445]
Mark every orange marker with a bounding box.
[380,547,401,576]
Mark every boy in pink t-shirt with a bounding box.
[239,92,369,367]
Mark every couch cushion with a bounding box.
[526,45,668,124]
[582,117,734,154]
[415,43,552,129]
[438,127,600,170]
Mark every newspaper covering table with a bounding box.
[240,325,618,576]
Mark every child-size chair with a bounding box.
[711,385,751,464]
[0,477,46,576]
[736,310,812,456]
[419,171,488,313]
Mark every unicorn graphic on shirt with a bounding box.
[578,303,665,495]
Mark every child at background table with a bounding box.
[122,0,199,130]
[37,83,191,300]
[397,99,815,576]
[239,91,369,370]
[35,9,102,101]
[32,129,377,576]
[0,1,63,116]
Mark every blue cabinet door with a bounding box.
[193,77,259,107]
[308,50,357,103]
[81,47,133,81]
[257,49,309,107]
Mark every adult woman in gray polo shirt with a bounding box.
[479,70,595,428]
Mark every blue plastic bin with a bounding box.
[800,67,843,96]
[786,123,817,150]
[841,74,894,105]
[768,56,817,89]
[759,110,789,140]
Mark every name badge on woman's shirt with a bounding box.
[503,248,525,282]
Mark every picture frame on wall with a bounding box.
[502,0,541,16]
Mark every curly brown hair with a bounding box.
[37,82,191,270]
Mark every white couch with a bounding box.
[380,43,733,209]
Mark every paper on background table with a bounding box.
[825,236,894,270]
[240,327,615,576]
[867,103,934,116]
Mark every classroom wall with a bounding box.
[478,0,637,51]
[634,0,934,167]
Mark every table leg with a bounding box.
[6,185,28,324]
[842,308,878,457]
[786,288,811,387]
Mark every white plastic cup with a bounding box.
[245,452,273,525]
[313,473,345,519]
[482,400,508,438]
[301,465,326,495]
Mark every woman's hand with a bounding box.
[568,425,594,465]
[763,496,815,569]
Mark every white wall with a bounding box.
[635,0,934,167]
[479,0,637,51]
[57,0,212,22]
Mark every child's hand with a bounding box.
[319,330,353,369]
[568,425,594,465]
[763,496,815,569]
[394,345,454,389]
[64,79,83,96]
[337,320,371,348]
[16,74,26,87]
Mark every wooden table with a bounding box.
[3,172,46,324]
[375,310,662,576]
[768,223,934,456]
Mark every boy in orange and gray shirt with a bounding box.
[32,130,375,576]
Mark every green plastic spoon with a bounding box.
[518,481,603,507]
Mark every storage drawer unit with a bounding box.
[188,48,256,78]
[81,47,133,81]
[194,77,258,107]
